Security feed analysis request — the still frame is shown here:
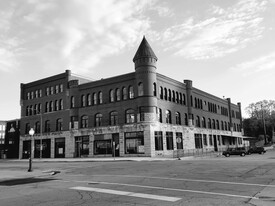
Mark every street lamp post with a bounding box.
[28,128,35,172]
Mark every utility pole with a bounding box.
[261,104,267,145]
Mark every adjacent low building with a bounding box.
[19,37,245,159]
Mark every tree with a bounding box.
[244,100,275,144]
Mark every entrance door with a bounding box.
[42,139,51,158]
[213,135,218,152]
[55,138,65,158]
[112,133,119,157]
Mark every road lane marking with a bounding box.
[91,174,275,188]
[84,181,259,200]
[70,186,181,202]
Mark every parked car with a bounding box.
[222,147,247,157]
[247,147,266,155]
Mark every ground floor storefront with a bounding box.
[19,123,246,159]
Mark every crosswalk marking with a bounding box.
[70,186,181,202]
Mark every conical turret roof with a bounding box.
[133,36,158,62]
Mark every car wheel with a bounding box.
[261,151,265,154]
[226,153,230,157]
[240,153,245,157]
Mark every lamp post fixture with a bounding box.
[28,128,35,172]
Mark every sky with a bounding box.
[0,0,275,120]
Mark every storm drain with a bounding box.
[0,177,54,186]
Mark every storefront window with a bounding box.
[94,140,112,155]
[125,132,144,154]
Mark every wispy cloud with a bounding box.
[161,0,267,60]
[0,0,160,73]
[231,51,275,76]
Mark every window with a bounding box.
[196,116,200,127]
[165,110,171,124]
[176,92,179,103]
[138,83,144,96]
[95,113,102,127]
[129,86,134,99]
[31,91,34,99]
[184,113,188,126]
[209,135,213,146]
[56,119,63,131]
[81,115,88,128]
[125,132,144,154]
[81,95,86,107]
[122,87,127,100]
[155,131,163,151]
[45,102,49,113]
[110,111,118,126]
[168,89,171,101]
[208,118,211,129]
[25,123,30,134]
[29,105,33,115]
[98,92,103,104]
[195,134,203,149]
[176,132,183,149]
[183,94,186,105]
[35,121,40,133]
[153,83,156,96]
[126,109,135,123]
[45,120,50,132]
[212,119,215,129]
[93,93,97,105]
[38,104,42,113]
[166,132,173,150]
[157,108,162,122]
[35,90,38,98]
[87,94,91,106]
[116,89,121,101]
[60,84,63,92]
[172,91,175,102]
[164,88,167,100]
[216,120,220,130]
[46,87,50,96]
[203,134,207,146]
[34,104,38,115]
[175,112,181,125]
[110,90,114,102]
[59,99,63,110]
[160,87,163,99]
[55,85,59,94]
[179,93,183,104]
[71,96,75,108]
[55,100,59,111]
[27,92,30,100]
[221,121,224,130]
[50,86,54,95]
[50,101,53,112]
[202,117,206,128]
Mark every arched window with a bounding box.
[224,121,227,130]
[216,120,220,130]
[95,113,102,127]
[26,106,29,116]
[38,104,42,114]
[183,94,186,105]
[55,100,59,111]
[221,121,224,130]
[172,91,175,102]
[176,92,179,103]
[138,82,144,96]
[71,96,75,108]
[228,122,230,131]
[164,88,167,100]
[45,120,50,132]
[110,90,114,102]
[56,118,63,131]
[45,102,49,112]
[116,88,121,101]
[190,95,193,107]
[126,109,135,123]
[234,123,236,131]
[165,110,171,124]
[200,100,203,109]
[168,89,171,101]
[160,87,163,99]
[129,86,134,99]
[34,104,37,115]
[98,92,103,104]
[87,94,91,106]
[196,116,200,127]
[202,117,206,128]
[81,115,88,128]
[29,105,33,115]
[208,118,211,129]
[153,82,156,96]
[110,111,118,126]
[175,112,181,125]
[195,97,197,108]
[122,87,127,100]
[93,93,97,105]
[179,93,183,104]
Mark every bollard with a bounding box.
[28,157,32,172]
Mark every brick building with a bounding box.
[19,37,245,159]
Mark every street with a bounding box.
[0,150,275,206]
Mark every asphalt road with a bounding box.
[0,151,275,206]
